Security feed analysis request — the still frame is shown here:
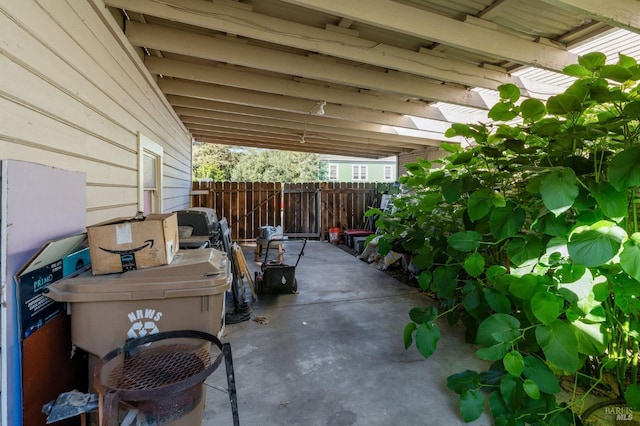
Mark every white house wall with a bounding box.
[0,0,193,225]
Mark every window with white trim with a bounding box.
[138,132,163,214]
[352,165,367,181]
[328,164,338,180]
[384,165,393,181]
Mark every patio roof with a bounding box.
[104,0,640,158]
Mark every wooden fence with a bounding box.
[191,181,381,241]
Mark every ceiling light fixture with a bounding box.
[300,101,326,143]
[314,101,326,116]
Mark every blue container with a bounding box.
[259,226,279,240]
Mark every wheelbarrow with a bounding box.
[255,239,306,294]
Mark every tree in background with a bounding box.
[231,149,323,182]
[192,143,240,181]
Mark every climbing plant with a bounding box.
[367,52,640,424]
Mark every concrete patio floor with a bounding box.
[202,240,491,426]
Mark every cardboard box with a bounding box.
[15,233,91,339]
[87,213,178,275]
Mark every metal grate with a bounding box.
[106,344,212,391]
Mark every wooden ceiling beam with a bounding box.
[193,135,399,158]
[173,106,452,141]
[125,21,493,109]
[191,129,404,155]
[148,57,490,124]
[182,119,430,151]
[106,0,563,96]
[159,79,471,139]
[179,114,444,148]
[279,0,578,72]
[166,94,428,131]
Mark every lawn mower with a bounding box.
[255,239,306,294]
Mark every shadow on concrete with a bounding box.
[203,240,491,426]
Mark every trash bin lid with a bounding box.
[124,248,227,278]
[44,248,230,303]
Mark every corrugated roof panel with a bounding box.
[397,0,492,19]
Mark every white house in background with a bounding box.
[321,155,397,183]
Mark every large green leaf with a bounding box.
[447,370,481,394]
[434,266,459,299]
[467,189,494,221]
[563,64,591,77]
[569,320,607,357]
[507,236,542,268]
[489,392,508,423]
[476,342,510,361]
[504,350,524,377]
[565,79,592,101]
[403,322,416,350]
[611,271,640,297]
[449,230,482,252]
[484,288,512,313]
[555,264,596,302]
[464,252,485,278]
[567,221,626,267]
[531,292,564,325]
[579,52,606,71]
[523,356,561,394]
[623,100,640,117]
[424,170,446,186]
[546,94,582,115]
[588,181,629,222]
[476,313,520,347]
[409,305,438,324]
[417,270,432,291]
[451,150,476,165]
[523,379,541,400]
[489,102,518,121]
[440,142,464,153]
[500,374,524,409]
[534,213,570,237]
[490,202,526,240]
[415,322,440,358]
[618,53,638,68]
[498,83,521,102]
[411,252,432,270]
[540,168,579,216]
[486,265,508,283]
[609,146,640,191]
[520,98,546,121]
[460,388,485,422]
[600,64,633,82]
[441,180,463,203]
[535,321,580,373]
[462,281,483,312]
[507,274,544,299]
[620,240,640,282]
[625,384,640,410]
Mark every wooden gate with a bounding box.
[191,181,380,241]
[283,183,321,238]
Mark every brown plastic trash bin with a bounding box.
[44,248,230,358]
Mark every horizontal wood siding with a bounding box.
[0,0,193,225]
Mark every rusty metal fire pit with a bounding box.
[94,330,236,426]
